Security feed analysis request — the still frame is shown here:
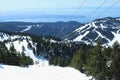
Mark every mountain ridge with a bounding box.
[66,17,120,45]
[0,17,120,45]
[0,21,81,39]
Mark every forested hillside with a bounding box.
[0,31,120,80]
[70,42,120,80]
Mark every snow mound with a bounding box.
[0,65,91,80]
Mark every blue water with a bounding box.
[0,8,120,23]
[0,15,88,23]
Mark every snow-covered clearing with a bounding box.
[20,25,32,32]
[73,31,89,41]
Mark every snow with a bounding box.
[73,22,111,43]
[0,33,9,41]
[94,20,106,23]
[0,32,92,80]
[117,29,120,34]
[50,39,57,43]
[94,29,110,42]
[109,32,120,46]
[116,18,120,21]
[75,24,89,32]
[81,25,91,33]
[106,61,112,67]
[0,32,48,65]
[91,22,98,28]
[0,64,91,80]
[0,33,31,42]
[5,39,38,61]
[100,23,107,29]
[21,25,32,32]
[36,24,44,28]
[73,31,89,41]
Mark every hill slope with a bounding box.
[0,32,49,66]
[0,21,81,39]
[67,17,120,45]
[0,31,91,80]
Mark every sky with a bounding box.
[0,0,120,22]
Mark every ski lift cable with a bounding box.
[61,0,87,39]
[83,0,108,21]
[72,0,87,16]
[97,0,120,18]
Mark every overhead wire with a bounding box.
[96,0,120,18]
[63,0,120,39]
[62,0,87,39]
[72,0,87,16]
[83,0,108,21]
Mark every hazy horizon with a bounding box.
[0,0,120,23]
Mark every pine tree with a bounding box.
[70,46,86,72]
[22,46,25,52]
[86,42,106,80]
[10,43,16,53]
[110,41,120,80]
[0,42,9,64]
[27,42,32,49]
